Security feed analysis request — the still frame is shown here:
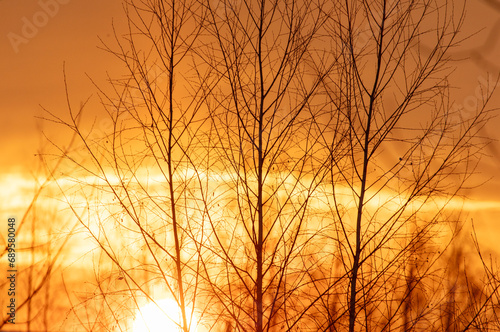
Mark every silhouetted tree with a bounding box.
[45,0,499,331]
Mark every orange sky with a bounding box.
[1,0,499,210]
[0,0,124,171]
[0,2,500,331]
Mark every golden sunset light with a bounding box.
[132,299,198,332]
[1,0,500,331]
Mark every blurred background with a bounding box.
[1,0,500,330]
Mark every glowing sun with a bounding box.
[132,298,197,332]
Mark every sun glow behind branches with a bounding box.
[132,299,198,332]
[2,170,499,331]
